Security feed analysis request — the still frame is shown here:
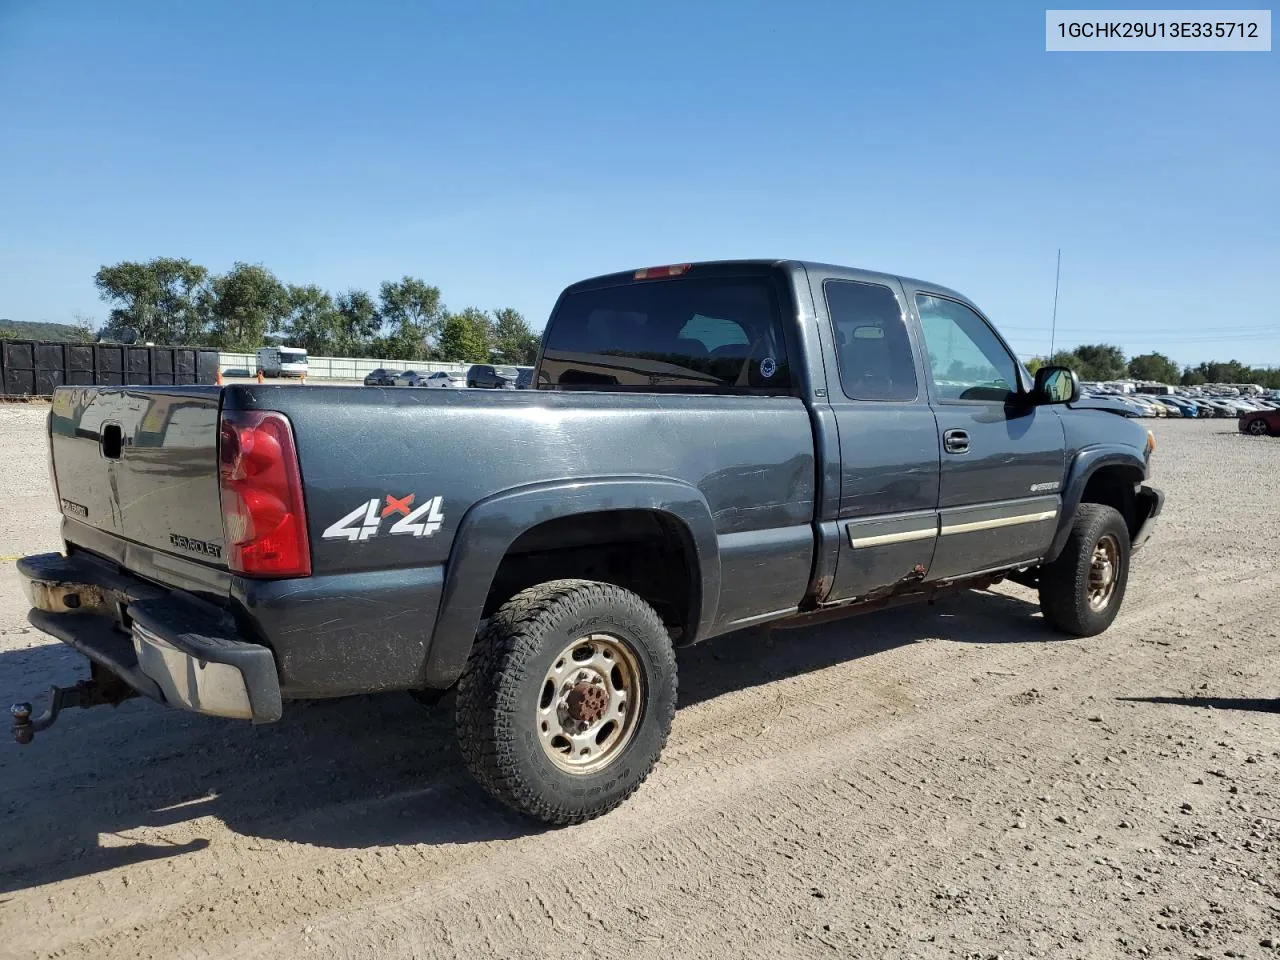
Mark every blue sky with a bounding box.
[1,0,1276,366]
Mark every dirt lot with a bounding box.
[0,406,1276,960]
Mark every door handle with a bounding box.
[943,429,969,454]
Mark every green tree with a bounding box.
[94,257,209,344]
[491,307,540,364]
[71,313,97,342]
[379,276,445,359]
[1070,344,1127,381]
[204,262,287,351]
[282,284,340,355]
[334,289,381,354]
[1180,367,1206,386]
[1197,360,1248,384]
[1126,352,1180,384]
[438,308,492,362]
[1047,350,1083,372]
[1025,356,1046,374]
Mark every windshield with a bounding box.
[279,348,307,361]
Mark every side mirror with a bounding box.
[1033,365,1080,404]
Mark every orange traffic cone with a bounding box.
[256,369,264,384]
[215,369,223,386]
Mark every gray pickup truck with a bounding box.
[14,259,1162,825]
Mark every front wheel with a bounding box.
[1038,503,1131,637]
[1247,418,1270,436]
[455,579,677,825]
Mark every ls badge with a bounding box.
[323,494,445,542]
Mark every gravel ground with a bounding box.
[0,407,1276,960]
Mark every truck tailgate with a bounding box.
[49,387,227,567]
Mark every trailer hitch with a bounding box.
[10,665,137,744]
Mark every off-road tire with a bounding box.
[455,579,677,826]
[1038,503,1131,637]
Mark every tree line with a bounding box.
[1026,344,1280,390]
[0,319,95,342]
[79,257,540,364]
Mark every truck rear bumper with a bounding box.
[17,552,282,723]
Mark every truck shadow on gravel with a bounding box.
[0,587,1053,895]
[1118,695,1279,714]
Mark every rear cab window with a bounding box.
[539,270,794,393]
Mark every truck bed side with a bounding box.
[224,384,817,696]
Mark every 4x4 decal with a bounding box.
[322,494,445,542]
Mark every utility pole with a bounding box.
[1049,248,1061,358]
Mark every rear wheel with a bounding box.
[455,579,677,825]
[1038,503,1131,637]
[1247,418,1270,436]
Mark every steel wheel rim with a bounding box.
[536,633,645,775]
[1087,534,1120,611]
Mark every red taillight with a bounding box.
[218,410,311,578]
[634,263,692,280]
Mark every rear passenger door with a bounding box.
[818,274,941,603]
[906,287,1066,581]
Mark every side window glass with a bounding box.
[824,279,918,401]
[915,295,1018,402]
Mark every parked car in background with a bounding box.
[467,363,519,389]
[394,370,429,387]
[424,371,466,388]
[1239,408,1280,436]
[515,366,535,389]
[363,368,399,386]
[1123,396,1161,417]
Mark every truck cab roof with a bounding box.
[561,259,975,307]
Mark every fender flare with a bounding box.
[1045,445,1147,562]
[421,477,721,688]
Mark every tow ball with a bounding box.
[10,665,137,744]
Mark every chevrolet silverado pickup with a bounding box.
[14,259,1163,825]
